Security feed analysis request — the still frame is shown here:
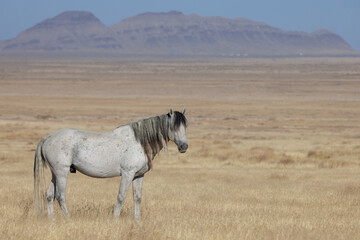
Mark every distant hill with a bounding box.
[0,10,357,57]
[0,11,121,52]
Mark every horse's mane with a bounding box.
[130,111,187,168]
[172,111,188,130]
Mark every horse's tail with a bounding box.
[33,137,47,215]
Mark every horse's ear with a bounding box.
[182,107,186,115]
[169,109,173,116]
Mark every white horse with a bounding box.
[34,109,188,218]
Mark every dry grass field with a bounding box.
[0,56,360,239]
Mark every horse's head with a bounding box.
[168,108,188,153]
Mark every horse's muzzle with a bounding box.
[178,143,188,153]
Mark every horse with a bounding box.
[33,108,188,218]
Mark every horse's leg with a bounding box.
[113,171,135,217]
[54,169,70,216]
[132,175,144,219]
[45,173,56,217]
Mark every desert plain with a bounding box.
[0,56,360,239]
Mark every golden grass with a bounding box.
[1,57,360,239]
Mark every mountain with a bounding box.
[0,11,121,51]
[0,11,356,56]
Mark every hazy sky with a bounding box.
[0,0,359,50]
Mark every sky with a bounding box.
[0,0,359,50]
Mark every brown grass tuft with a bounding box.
[307,150,317,157]
[279,156,295,165]
[268,173,289,180]
[250,146,275,162]
[341,184,360,196]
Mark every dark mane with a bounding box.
[172,111,188,130]
[130,111,187,169]
[130,114,170,168]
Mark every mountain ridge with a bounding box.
[0,10,357,57]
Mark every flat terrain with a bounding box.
[0,56,360,239]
